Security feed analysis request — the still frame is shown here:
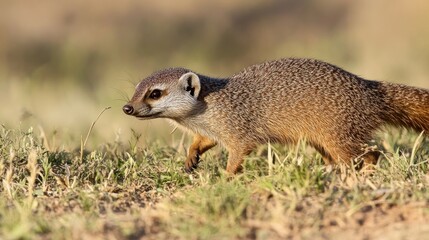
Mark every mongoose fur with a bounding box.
[123,58,429,174]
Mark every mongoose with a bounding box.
[123,58,429,174]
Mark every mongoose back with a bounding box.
[123,58,429,174]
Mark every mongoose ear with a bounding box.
[178,72,201,99]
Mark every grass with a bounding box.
[0,124,429,239]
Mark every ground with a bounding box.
[1,126,429,239]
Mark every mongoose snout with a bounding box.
[124,58,429,174]
[123,105,134,115]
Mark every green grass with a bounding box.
[1,125,429,239]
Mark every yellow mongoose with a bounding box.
[123,58,429,174]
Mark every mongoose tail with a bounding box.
[382,82,429,133]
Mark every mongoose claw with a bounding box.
[184,154,200,173]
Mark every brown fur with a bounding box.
[124,58,429,174]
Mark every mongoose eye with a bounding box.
[148,89,162,100]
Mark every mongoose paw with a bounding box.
[185,154,200,173]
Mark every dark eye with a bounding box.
[149,89,162,100]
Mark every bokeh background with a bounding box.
[1,0,429,148]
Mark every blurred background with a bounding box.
[1,0,429,149]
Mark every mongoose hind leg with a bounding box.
[324,142,380,169]
[310,143,335,165]
[363,151,380,165]
[185,134,217,173]
[355,151,380,170]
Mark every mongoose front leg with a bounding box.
[185,134,217,173]
[226,148,253,174]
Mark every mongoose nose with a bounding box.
[123,105,134,115]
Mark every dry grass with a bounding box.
[1,125,429,239]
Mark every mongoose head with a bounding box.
[123,68,201,120]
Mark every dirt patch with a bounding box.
[320,202,429,240]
